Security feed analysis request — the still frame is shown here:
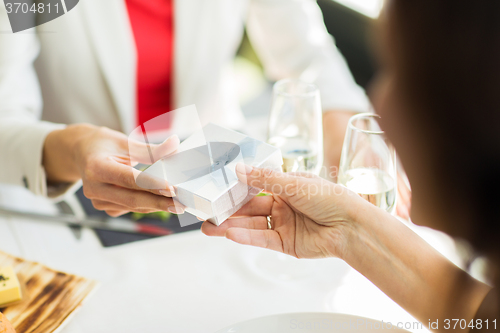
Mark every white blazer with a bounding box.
[0,0,369,198]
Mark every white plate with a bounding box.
[214,312,411,333]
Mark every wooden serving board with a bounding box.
[0,251,98,333]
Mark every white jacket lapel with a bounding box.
[79,0,136,134]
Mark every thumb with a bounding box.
[129,134,180,165]
[235,163,304,198]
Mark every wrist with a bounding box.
[339,191,392,261]
[65,123,99,166]
[43,123,98,183]
[329,189,377,261]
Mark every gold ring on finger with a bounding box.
[266,215,272,230]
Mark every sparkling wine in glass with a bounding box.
[338,113,397,214]
[267,79,323,175]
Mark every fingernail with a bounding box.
[168,186,176,197]
[167,134,180,144]
[159,189,176,197]
[168,205,184,214]
[236,163,253,175]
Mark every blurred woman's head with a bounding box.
[372,0,500,261]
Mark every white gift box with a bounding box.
[137,123,283,226]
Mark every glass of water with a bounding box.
[338,113,397,214]
[267,79,323,175]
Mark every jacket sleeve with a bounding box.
[0,4,71,199]
[246,0,371,112]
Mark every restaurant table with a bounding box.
[0,185,467,333]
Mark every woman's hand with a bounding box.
[203,164,491,329]
[202,164,368,260]
[43,124,182,217]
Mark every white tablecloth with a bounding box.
[0,186,463,333]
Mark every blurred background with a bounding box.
[236,0,381,141]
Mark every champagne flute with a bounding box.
[245,80,326,282]
[338,113,397,214]
[267,79,323,175]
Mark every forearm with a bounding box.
[42,123,97,183]
[343,200,490,330]
[323,110,355,179]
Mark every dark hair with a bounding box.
[385,0,500,261]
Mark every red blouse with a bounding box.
[125,0,174,128]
